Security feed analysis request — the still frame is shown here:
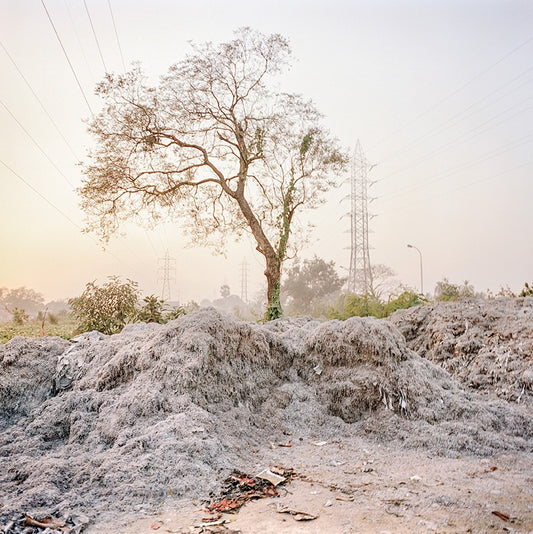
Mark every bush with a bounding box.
[519,282,533,297]
[69,277,140,335]
[327,293,385,320]
[434,278,475,301]
[9,307,29,325]
[137,295,165,323]
[327,288,425,320]
[383,289,427,316]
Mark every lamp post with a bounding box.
[407,244,423,294]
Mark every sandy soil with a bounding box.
[97,437,533,534]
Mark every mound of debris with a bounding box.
[0,336,70,431]
[0,308,531,530]
[389,297,533,404]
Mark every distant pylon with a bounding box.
[347,140,374,294]
[240,258,248,303]
[158,250,176,301]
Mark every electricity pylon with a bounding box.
[158,250,176,301]
[347,140,375,294]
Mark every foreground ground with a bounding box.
[92,438,532,534]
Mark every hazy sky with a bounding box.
[1,0,532,303]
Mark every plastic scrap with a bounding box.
[255,469,286,486]
[276,504,318,521]
[23,514,70,531]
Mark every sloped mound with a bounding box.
[389,297,533,403]
[0,336,70,430]
[0,309,531,529]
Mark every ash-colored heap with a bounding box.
[389,297,533,404]
[0,308,531,527]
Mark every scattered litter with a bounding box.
[151,522,162,530]
[312,441,328,447]
[207,469,293,514]
[276,504,318,521]
[335,493,355,502]
[23,514,69,531]
[194,519,228,528]
[324,500,333,507]
[277,442,292,448]
[492,510,511,522]
[410,475,421,482]
[313,364,323,376]
[255,469,286,486]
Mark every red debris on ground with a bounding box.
[207,469,295,513]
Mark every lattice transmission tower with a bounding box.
[347,140,375,294]
[240,258,248,304]
[158,250,176,301]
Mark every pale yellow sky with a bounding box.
[1,0,532,302]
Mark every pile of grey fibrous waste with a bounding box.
[1,300,532,532]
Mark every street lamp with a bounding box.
[407,244,423,294]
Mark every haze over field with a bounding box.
[1,0,532,302]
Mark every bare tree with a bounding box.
[80,28,346,319]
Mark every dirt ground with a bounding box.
[93,437,533,534]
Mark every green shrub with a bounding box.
[519,282,533,297]
[69,277,140,335]
[327,287,425,321]
[383,289,426,316]
[137,295,165,323]
[435,278,475,301]
[327,293,385,320]
[9,307,29,325]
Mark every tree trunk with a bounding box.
[265,255,282,320]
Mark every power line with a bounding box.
[40,0,94,116]
[374,65,533,174]
[377,130,533,204]
[375,93,533,186]
[378,159,533,218]
[83,0,108,72]
[0,96,75,188]
[1,158,140,273]
[63,0,96,85]
[1,158,80,228]
[107,0,126,72]
[0,39,79,161]
[369,33,533,152]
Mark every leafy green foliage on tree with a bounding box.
[282,256,345,314]
[69,277,140,335]
[80,28,347,320]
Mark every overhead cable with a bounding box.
[40,0,94,116]
[107,0,126,72]
[0,96,75,188]
[369,33,533,152]
[83,0,108,72]
[0,39,79,161]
